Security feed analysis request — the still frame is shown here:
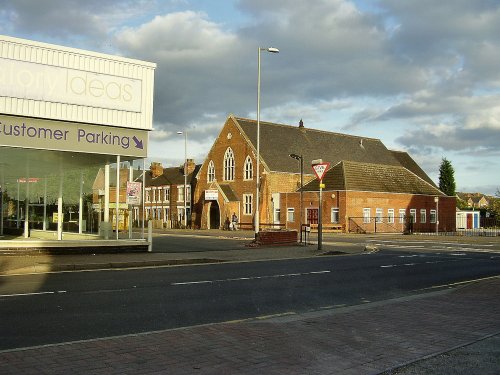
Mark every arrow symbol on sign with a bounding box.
[132,136,143,149]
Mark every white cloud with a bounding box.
[1,0,500,192]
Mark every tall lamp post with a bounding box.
[289,154,303,242]
[177,131,188,228]
[255,46,279,237]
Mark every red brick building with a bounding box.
[143,160,199,228]
[93,160,200,230]
[192,115,456,233]
[280,161,455,234]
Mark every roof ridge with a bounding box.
[234,116,381,141]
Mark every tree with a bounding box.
[438,158,456,196]
[490,188,500,217]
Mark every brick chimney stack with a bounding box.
[150,162,163,178]
[185,159,196,175]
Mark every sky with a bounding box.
[1,0,499,195]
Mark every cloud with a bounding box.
[1,0,500,190]
[0,0,156,50]
[115,11,251,137]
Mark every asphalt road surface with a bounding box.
[1,249,499,350]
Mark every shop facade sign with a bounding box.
[0,114,148,157]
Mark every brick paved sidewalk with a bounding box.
[1,277,499,375]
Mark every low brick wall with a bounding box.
[255,230,298,246]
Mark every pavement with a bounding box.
[0,229,368,275]
[0,230,499,374]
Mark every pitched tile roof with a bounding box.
[301,160,445,196]
[142,165,201,186]
[219,183,239,202]
[235,117,402,173]
[390,150,437,188]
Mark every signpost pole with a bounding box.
[318,179,323,251]
[311,159,330,252]
[129,164,133,239]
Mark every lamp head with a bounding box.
[176,131,183,135]
[267,47,279,53]
[289,153,301,160]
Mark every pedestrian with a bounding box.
[231,212,238,230]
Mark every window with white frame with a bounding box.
[363,208,371,223]
[164,187,170,202]
[243,194,253,215]
[157,208,162,220]
[145,188,151,203]
[376,208,383,223]
[152,188,158,202]
[178,207,186,223]
[177,185,185,202]
[274,208,281,223]
[164,207,170,222]
[420,209,426,223]
[146,208,151,219]
[224,147,235,181]
[287,208,295,222]
[186,185,191,205]
[388,209,395,223]
[430,209,437,223]
[207,160,215,182]
[244,156,253,180]
[331,208,339,223]
[399,209,406,223]
[409,209,417,223]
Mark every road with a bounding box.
[1,244,499,351]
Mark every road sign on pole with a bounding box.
[311,160,330,251]
[312,162,330,180]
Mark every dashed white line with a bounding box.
[0,290,67,298]
[171,270,331,286]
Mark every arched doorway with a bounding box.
[209,201,221,229]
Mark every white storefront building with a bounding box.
[0,35,155,244]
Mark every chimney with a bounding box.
[185,159,196,175]
[150,162,163,178]
[299,119,304,128]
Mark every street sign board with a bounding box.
[205,190,218,200]
[312,162,330,180]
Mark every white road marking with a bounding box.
[380,256,476,269]
[0,290,67,298]
[171,270,331,286]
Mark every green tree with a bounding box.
[490,188,500,217]
[438,158,456,196]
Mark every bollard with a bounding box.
[148,220,153,252]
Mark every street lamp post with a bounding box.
[256,46,279,237]
[289,153,303,242]
[177,131,188,228]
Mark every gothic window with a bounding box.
[224,148,235,181]
[207,160,215,182]
[244,156,253,180]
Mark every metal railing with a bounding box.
[347,216,500,236]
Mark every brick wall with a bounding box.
[279,189,456,233]
[193,117,310,229]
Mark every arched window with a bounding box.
[207,160,215,182]
[224,148,235,181]
[244,156,253,180]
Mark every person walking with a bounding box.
[231,212,238,230]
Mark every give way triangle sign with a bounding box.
[312,162,330,180]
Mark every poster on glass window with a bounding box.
[126,182,142,205]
